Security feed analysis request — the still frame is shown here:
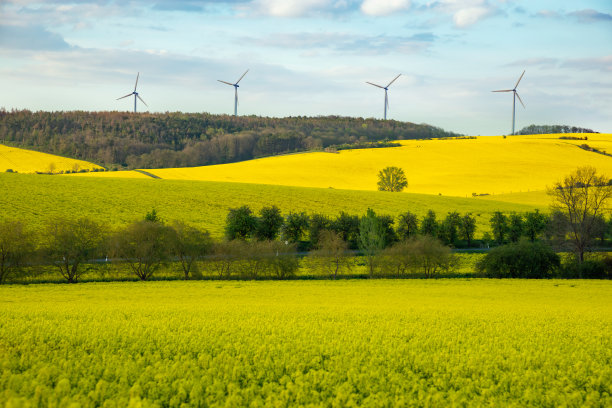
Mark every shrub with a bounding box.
[476,241,559,279]
[560,259,610,279]
[378,236,454,278]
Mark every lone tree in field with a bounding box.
[377,166,408,192]
[548,166,612,263]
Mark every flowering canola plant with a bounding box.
[0,280,610,406]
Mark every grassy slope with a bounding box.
[0,144,103,174]
[0,173,541,238]
[72,133,612,198]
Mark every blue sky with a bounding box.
[1,0,610,135]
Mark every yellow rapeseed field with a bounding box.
[0,144,103,174]
[1,280,610,406]
[117,133,611,197]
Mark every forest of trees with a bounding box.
[517,124,597,135]
[0,109,461,170]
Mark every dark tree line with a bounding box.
[0,109,460,170]
[517,124,597,135]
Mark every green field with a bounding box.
[1,280,610,406]
[0,173,543,238]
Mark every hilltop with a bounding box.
[0,110,459,170]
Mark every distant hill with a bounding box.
[73,133,612,198]
[0,144,103,174]
[0,110,460,170]
[517,124,598,135]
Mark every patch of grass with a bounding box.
[0,173,541,238]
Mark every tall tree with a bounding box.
[420,210,438,237]
[508,213,524,243]
[439,211,461,246]
[377,166,408,192]
[458,213,477,247]
[490,211,508,245]
[255,205,284,241]
[547,166,612,262]
[308,213,332,248]
[225,206,258,240]
[359,208,386,277]
[523,210,547,242]
[280,212,309,244]
[396,211,419,241]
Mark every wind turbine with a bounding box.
[366,74,401,120]
[218,69,249,116]
[117,72,148,113]
[493,70,525,135]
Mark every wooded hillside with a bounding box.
[0,110,460,169]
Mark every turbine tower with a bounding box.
[218,69,249,116]
[117,72,148,113]
[493,70,525,135]
[366,74,401,120]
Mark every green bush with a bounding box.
[560,259,610,279]
[476,241,560,279]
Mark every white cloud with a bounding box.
[453,6,493,27]
[360,0,410,16]
[430,0,497,27]
[250,0,336,17]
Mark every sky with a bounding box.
[0,0,611,135]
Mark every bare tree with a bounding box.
[547,166,612,262]
[310,230,351,279]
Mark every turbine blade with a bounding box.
[386,74,401,88]
[235,69,249,85]
[366,81,384,89]
[514,70,525,89]
[137,94,148,107]
[134,72,139,92]
[515,91,525,108]
[492,90,513,92]
[218,80,234,86]
[117,93,133,100]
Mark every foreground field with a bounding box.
[1,280,610,406]
[0,173,541,238]
[0,144,103,174]
[72,133,612,197]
